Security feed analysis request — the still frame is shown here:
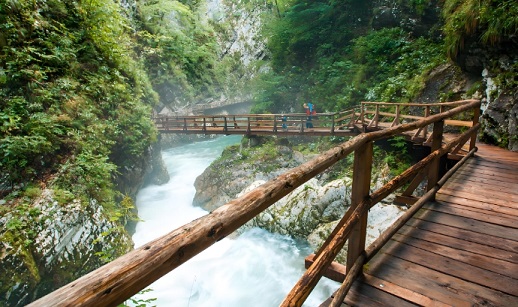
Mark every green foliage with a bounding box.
[254,21,445,114]
[0,0,158,207]
[355,29,445,102]
[2,203,43,249]
[53,150,117,203]
[443,0,518,58]
[376,136,412,176]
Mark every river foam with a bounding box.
[131,136,337,306]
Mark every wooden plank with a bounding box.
[405,218,518,253]
[443,181,518,200]
[438,187,517,208]
[380,240,518,296]
[453,168,518,183]
[453,167,518,181]
[434,196,518,218]
[445,177,518,195]
[466,158,518,171]
[362,273,451,307]
[475,145,518,162]
[366,250,496,306]
[344,279,419,307]
[392,232,518,278]
[422,202,518,228]
[322,282,409,307]
[398,224,518,264]
[434,197,518,220]
[447,173,518,190]
[436,194,518,217]
[463,162,518,178]
[413,205,518,242]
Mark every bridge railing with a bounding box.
[30,100,480,307]
[359,100,479,151]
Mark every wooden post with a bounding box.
[374,105,380,128]
[202,117,206,133]
[427,120,444,197]
[470,106,480,150]
[391,105,400,127]
[224,116,228,132]
[331,114,335,133]
[360,103,366,131]
[346,141,373,271]
[273,115,278,132]
[423,106,430,139]
[183,118,187,131]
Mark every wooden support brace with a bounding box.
[450,141,466,155]
[401,167,428,197]
[304,254,346,283]
[394,195,419,206]
[412,126,424,139]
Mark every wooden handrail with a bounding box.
[30,100,480,307]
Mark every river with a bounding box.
[131,135,337,306]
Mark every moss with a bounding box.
[0,231,41,300]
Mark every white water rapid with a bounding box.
[131,136,338,306]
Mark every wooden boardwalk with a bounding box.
[324,143,518,306]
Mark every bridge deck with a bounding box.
[324,143,518,306]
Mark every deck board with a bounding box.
[326,143,518,306]
[397,224,518,264]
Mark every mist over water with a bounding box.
[132,136,337,306]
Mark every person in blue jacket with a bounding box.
[303,102,315,128]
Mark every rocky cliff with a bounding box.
[0,189,133,306]
[193,136,406,263]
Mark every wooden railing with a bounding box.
[359,100,479,144]
[29,100,481,307]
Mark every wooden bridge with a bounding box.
[154,108,360,137]
[29,99,518,306]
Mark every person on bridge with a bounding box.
[304,102,315,128]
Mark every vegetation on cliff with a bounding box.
[0,0,242,304]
